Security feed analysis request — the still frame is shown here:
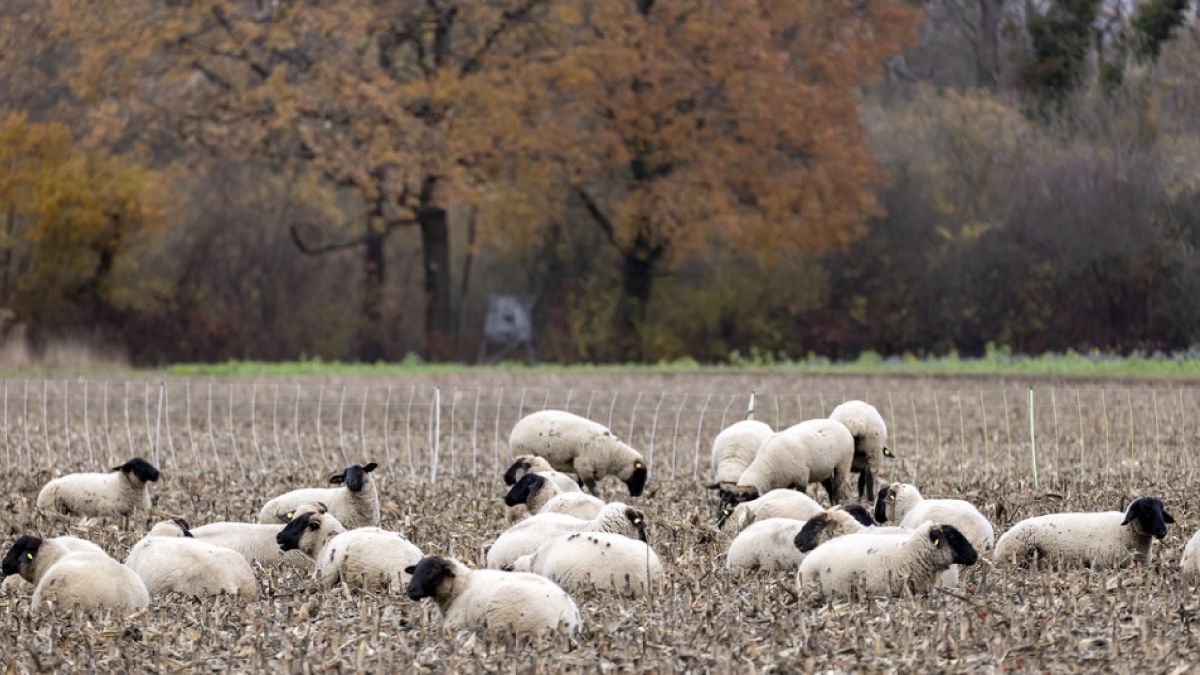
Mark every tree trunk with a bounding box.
[359,207,387,361]
[614,239,663,362]
[418,178,453,360]
[978,0,1002,87]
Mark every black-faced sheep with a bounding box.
[36,458,160,517]
[276,511,423,591]
[829,400,891,501]
[257,462,380,528]
[993,498,1174,568]
[124,518,257,597]
[509,411,647,497]
[2,535,149,614]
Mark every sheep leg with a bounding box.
[583,478,598,497]
[821,477,840,504]
[857,470,875,502]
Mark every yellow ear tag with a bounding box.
[25,553,33,560]
[287,512,294,519]
[633,518,641,524]
[889,494,896,501]
[883,448,894,457]
[932,538,940,546]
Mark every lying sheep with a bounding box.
[829,400,891,501]
[486,502,646,570]
[875,483,995,553]
[36,458,160,517]
[191,502,328,567]
[504,473,605,520]
[125,518,257,597]
[509,411,647,497]
[798,522,978,598]
[0,535,107,593]
[708,420,773,492]
[277,511,423,591]
[406,555,582,637]
[257,462,380,528]
[725,518,809,574]
[724,419,854,507]
[503,455,584,494]
[511,531,662,597]
[2,535,149,614]
[994,498,1174,568]
[1181,529,1200,583]
[721,488,825,531]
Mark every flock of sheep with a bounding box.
[2,402,1195,640]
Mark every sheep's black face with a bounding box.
[841,504,876,527]
[626,462,647,497]
[114,458,160,483]
[874,484,893,523]
[504,473,545,507]
[931,525,977,565]
[625,509,647,542]
[406,556,455,600]
[720,489,756,510]
[794,514,832,552]
[1122,497,1175,540]
[331,463,377,492]
[716,499,736,529]
[170,517,194,537]
[276,512,318,552]
[503,460,532,486]
[2,535,41,577]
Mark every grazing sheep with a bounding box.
[276,511,423,591]
[509,411,647,497]
[724,419,854,507]
[829,400,891,501]
[125,518,257,597]
[875,483,995,553]
[2,535,149,614]
[503,455,584,494]
[486,502,647,570]
[511,531,662,597]
[257,463,380,529]
[36,458,160,517]
[721,488,824,531]
[1181,529,1200,583]
[406,555,582,637]
[993,498,1174,568]
[504,473,605,520]
[798,522,978,598]
[709,420,773,492]
[725,518,809,574]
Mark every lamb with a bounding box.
[1181,529,1200,583]
[720,488,824,531]
[875,483,995,553]
[36,457,160,517]
[829,400,892,501]
[709,420,773,492]
[798,521,978,598]
[124,518,257,597]
[502,455,584,494]
[486,502,647,570]
[504,473,605,520]
[723,419,854,507]
[511,531,662,597]
[276,510,423,591]
[406,555,581,637]
[257,462,380,528]
[725,518,809,574]
[2,535,149,614]
[993,498,1174,568]
[509,410,647,497]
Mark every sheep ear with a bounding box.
[1164,510,1176,524]
[404,565,417,575]
[315,501,329,513]
[882,447,894,458]
[363,463,378,473]
[329,474,345,484]
[1121,509,1137,526]
[307,520,320,530]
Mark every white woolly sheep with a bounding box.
[829,400,892,501]
[725,518,809,574]
[486,502,646,570]
[36,458,160,517]
[257,462,380,528]
[125,518,257,597]
[875,483,995,553]
[709,420,773,492]
[1181,529,1200,583]
[406,555,582,637]
[721,488,825,531]
[0,535,107,594]
[725,419,854,507]
[994,497,1174,568]
[503,455,585,494]
[276,511,423,591]
[798,521,978,598]
[504,473,605,520]
[2,535,149,614]
[192,502,327,566]
[511,531,662,597]
[509,411,647,497]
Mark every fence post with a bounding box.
[405,385,415,477]
[693,393,713,481]
[207,382,222,473]
[83,380,94,468]
[746,392,756,421]
[670,393,688,480]
[1152,390,1160,483]
[1028,387,1038,492]
[492,387,503,472]
[271,385,281,467]
[315,385,328,466]
[22,380,30,471]
[43,380,50,470]
[1100,389,1110,481]
[293,385,304,468]
[185,381,200,469]
[250,383,265,469]
[956,391,966,486]
[719,394,735,431]
[383,386,394,474]
[163,383,178,470]
[62,380,70,462]
[449,387,458,477]
[647,392,666,473]
[337,385,347,465]
[607,391,617,430]
[1050,387,1060,484]
[564,389,574,413]
[933,392,943,488]
[979,391,989,474]
[431,387,441,485]
[518,388,527,422]
[3,380,8,475]
[627,392,643,443]
[142,381,151,459]
[1002,388,1013,485]
[471,387,481,478]
[585,390,596,419]
[228,384,246,474]
[359,386,368,462]
[103,381,113,465]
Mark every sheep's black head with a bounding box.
[625,508,647,543]
[1122,497,1175,540]
[503,459,533,486]
[504,473,546,507]
[405,555,455,600]
[276,512,319,552]
[882,446,894,458]
[841,504,876,527]
[874,484,894,523]
[930,524,977,565]
[170,517,194,537]
[1,535,41,577]
[716,498,737,529]
[114,458,160,483]
[625,461,647,497]
[330,463,378,493]
[794,514,832,553]
[720,488,757,511]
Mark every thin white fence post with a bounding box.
[1028,387,1038,491]
[719,395,735,431]
[103,381,113,465]
[933,392,943,488]
[518,388,527,421]
[272,385,281,467]
[1050,387,1060,483]
[670,393,688,480]
[42,380,50,469]
[62,380,70,462]
[979,391,989,473]
[1152,390,1161,483]
[1100,389,1111,480]
[956,391,966,486]
[431,387,441,484]
[1075,387,1084,474]
[1002,388,1013,484]
[1125,388,1135,462]
[315,385,329,466]
[383,386,394,474]
[142,381,151,459]
[627,392,643,443]
[3,381,8,475]
[607,391,617,430]
[228,384,246,474]
[123,381,133,463]
[540,388,549,411]
[22,380,30,471]
[185,381,200,469]
[83,381,94,468]
[207,382,222,474]
[585,390,596,419]
[163,383,179,470]
[492,387,503,471]
[693,394,713,481]
[405,385,415,477]
[449,387,458,476]
[647,393,666,473]
[359,386,368,461]
[747,392,756,421]
[1179,389,1187,473]
[153,382,163,467]
[909,394,920,483]
[564,389,574,413]
[293,385,304,467]
[337,385,347,465]
[250,383,265,469]
[471,387,481,478]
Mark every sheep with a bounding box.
[504,473,605,520]
[798,521,978,598]
[509,410,647,497]
[486,502,646,570]
[723,419,854,507]
[276,511,423,591]
[0,535,107,593]
[875,483,995,553]
[1181,529,1200,583]
[725,518,809,574]
[2,535,149,614]
[124,518,257,597]
[511,531,662,597]
[720,488,825,531]
[829,400,892,501]
[405,555,582,637]
[503,455,585,494]
[993,498,1174,568]
[257,462,380,528]
[708,420,773,492]
[36,457,160,517]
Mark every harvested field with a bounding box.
[2,372,1200,672]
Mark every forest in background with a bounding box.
[1,0,1198,365]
